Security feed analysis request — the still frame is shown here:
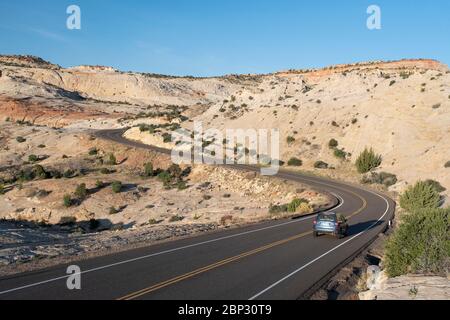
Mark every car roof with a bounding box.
[319,212,337,216]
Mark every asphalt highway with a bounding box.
[0,129,395,300]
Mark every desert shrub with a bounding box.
[351,118,358,124]
[384,208,450,277]
[88,148,98,156]
[75,183,87,200]
[100,168,112,175]
[355,148,382,173]
[37,144,46,148]
[63,194,72,208]
[148,219,160,225]
[95,180,104,188]
[399,181,441,211]
[333,149,346,159]
[220,215,234,225]
[158,171,171,186]
[362,172,398,187]
[63,169,75,178]
[389,80,396,86]
[328,139,338,148]
[269,204,288,215]
[314,161,329,169]
[331,121,338,127]
[424,179,446,193]
[169,215,184,222]
[400,71,412,79]
[111,181,122,193]
[286,136,296,144]
[28,154,38,163]
[445,161,450,168]
[297,202,312,214]
[143,162,154,177]
[162,133,172,143]
[32,165,48,180]
[287,157,302,167]
[139,123,149,132]
[109,207,119,215]
[287,198,309,213]
[16,136,26,143]
[177,181,188,190]
[106,153,117,165]
[167,164,183,179]
[432,103,441,109]
[0,184,5,195]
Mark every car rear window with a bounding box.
[318,214,336,221]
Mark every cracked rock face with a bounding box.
[359,272,450,300]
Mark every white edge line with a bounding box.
[248,191,390,300]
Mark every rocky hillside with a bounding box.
[1,55,449,200]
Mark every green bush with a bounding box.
[328,139,338,148]
[28,154,38,163]
[63,194,72,207]
[100,168,112,175]
[355,148,382,173]
[106,153,117,165]
[424,179,446,193]
[333,149,346,159]
[16,136,26,143]
[158,171,172,186]
[75,183,87,200]
[362,172,398,187]
[445,161,450,168]
[95,180,104,188]
[269,204,288,214]
[287,157,302,167]
[162,133,172,143]
[109,207,119,215]
[144,162,154,177]
[385,208,450,277]
[286,136,296,144]
[177,181,188,190]
[399,181,441,211]
[169,215,184,222]
[314,161,329,169]
[63,169,75,178]
[287,198,309,213]
[0,184,5,195]
[88,148,98,156]
[111,181,122,193]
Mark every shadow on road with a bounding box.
[347,219,384,236]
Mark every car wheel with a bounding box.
[313,231,319,238]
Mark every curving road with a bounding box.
[0,129,395,300]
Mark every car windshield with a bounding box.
[317,213,336,222]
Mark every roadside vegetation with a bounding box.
[384,180,449,277]
[355,148,382,173]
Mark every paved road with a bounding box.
[0,129,395,300]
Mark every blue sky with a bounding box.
[0,0,449,76]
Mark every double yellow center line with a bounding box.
[118,183,367,300]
